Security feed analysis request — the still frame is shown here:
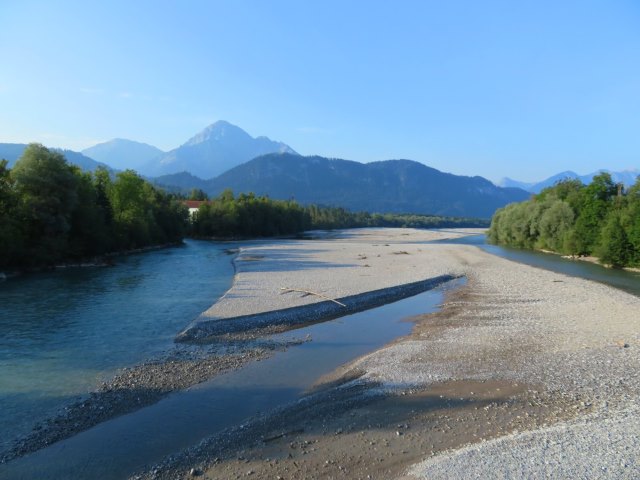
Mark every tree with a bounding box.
[189,188,208,201]
[11,144,79,264]
[572,173,617,254]
[537,199,575,252]
[109,170,151,248]
[68,168,110,258]
[0,159,24,267]
[597,210,632,267]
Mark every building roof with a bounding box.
[183,200,205,209]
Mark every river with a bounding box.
[1,232,638,478]
[0,239,236,452]
[442,233,640,297]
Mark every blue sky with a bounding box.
[1,0,639,182]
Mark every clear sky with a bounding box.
[1,0,639,182]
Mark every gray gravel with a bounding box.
[119,228,640,479]
[409,405,640,479]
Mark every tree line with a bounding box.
[0,144,488,270]
[189,189,488,238]
[488,173,640,267]
[0,144,188,269]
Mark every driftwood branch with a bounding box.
[262,428,305,443]
[280,287,346,307]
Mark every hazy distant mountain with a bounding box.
[144,121,298,179]
[497,177,535,191]
[498,169,639,193]
[530,171,581,193]
[189,153,529,218]
[82,138,164,171]
[1,143,111,172]
[581,169,640,187]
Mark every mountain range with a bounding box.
[156,153,530,218]
[79,121,297,179]
[498,169,640,193]
[82,138,164,171]
[8,120,636,219]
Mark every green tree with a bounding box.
[109,170,152,248]
[572,173,617,254]
[188,188,208,201]
[0,159,24,267]
[68,168,110,258]
[597,210,632,267]
[11,144,79,265]
[537,199,575,252]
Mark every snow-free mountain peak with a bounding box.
[183,120,252,147]
[145,121,298,179]
[82,138,164,171]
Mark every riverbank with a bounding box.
[0,228,472,465]
[133,227,640,479]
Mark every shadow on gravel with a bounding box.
[138,379,527,480]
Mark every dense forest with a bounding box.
[0,144,188,269]
[1,144,488,271]
[488,173,640,268]
[188,189,488,238]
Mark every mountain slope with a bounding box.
[152,171,210,193]
[202,153,529,218]
[82,139,164,171]
[1,143,111,172]
[145,121,297,179]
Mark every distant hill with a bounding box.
[152,171,210,193]
[497,177,536,191]
[143,121,298,179]
[1,143,111,172]
[179,153,529,218]
[82,138,164,171]
[498,169,639,193]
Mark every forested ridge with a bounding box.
[1,144,488,271]
[488,173,640,268]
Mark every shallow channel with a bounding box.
[441,234,640,297]
[0,279,460,480]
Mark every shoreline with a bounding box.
[176,274,458,342]
[0,228,474,464]
[3,227,638,479]
[132,228,639,479]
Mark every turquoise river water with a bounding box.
[0,239,236,451]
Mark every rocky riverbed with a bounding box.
[3,228,639,479]
[131,228,640,479]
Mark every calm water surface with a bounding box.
[0,239,236,450]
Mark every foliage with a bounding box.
[0,144,188,269]
[488,173,640,268]
[190,190,488,238]
[0,144,490,270]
